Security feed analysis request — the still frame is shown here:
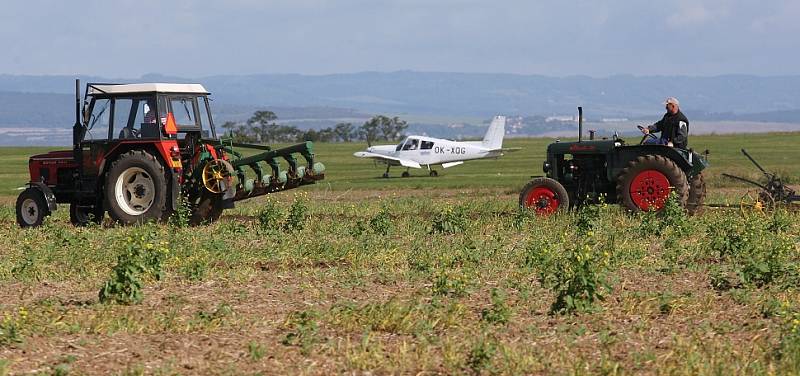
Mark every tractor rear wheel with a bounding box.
[519,177,570,216]
[686,172,706,215]
[616,155,688,212]
[16,187,50,228]
[189,192,224,225]
[105,150,167,225]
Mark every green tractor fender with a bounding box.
[610,145,707,181]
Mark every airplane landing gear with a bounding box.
[429,170,438,177]
[382,165,390,178]
[402,169,410,178]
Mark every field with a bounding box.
[0,133,799,375]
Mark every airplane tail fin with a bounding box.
[482,115,506,150]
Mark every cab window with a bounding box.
[84,98,110,141]
[169,98,199,129]
[113,97,160,139]
[421,140,434,150]
[196,96,214,138]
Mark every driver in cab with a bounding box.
[640,97,689,149]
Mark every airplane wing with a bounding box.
[488,147,522,153]
[441,161,464,168]
[353,151,422,168]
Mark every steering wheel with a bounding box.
[637,125,657,145]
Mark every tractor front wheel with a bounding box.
[105,151,167,225]
[519,177,569,216]
[616,155,688,212]
[16,187,50,228]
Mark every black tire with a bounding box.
[70,203,104,227]
[104,150,167,225]
[16,187,50,228]
[616,155,688,212]
[401,171,410,178]
[686,172,706,215]
[189,192,224,226]
[382,173,389,178]
[429,170,438,177]
[519,177,570,216]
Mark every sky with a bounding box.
[2,0,799,77]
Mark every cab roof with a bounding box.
[87,83,209,96]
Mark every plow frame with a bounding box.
[202,139,325,202]
[720,149,799,208]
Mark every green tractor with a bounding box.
[519,107,707,215]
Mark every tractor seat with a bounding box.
[118,127,135,139]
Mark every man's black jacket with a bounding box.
[648,111,689,149]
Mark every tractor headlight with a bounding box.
[542,161,551,173]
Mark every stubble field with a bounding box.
[0,133,799,375]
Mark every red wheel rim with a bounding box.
[629,169,671,211]
[524,186,560,215]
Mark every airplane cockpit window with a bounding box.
[421,140,434,150]
[395,137,408,151]
[402,138,419,151]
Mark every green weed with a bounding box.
[283,194,309,232]
[98,226,168,305]
[0,314,22,347]
[169,194,192,228]
[465,335,497,374]
[431,205,469,234]
[480,289,511,326]
[248,341,267,361]
[536,236,612,315]
[281,310,320,355]
[257,198,285,233]
[369,207,392,235]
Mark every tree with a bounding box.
[359,115,408,143]
[334,122,355,142]
[359,117,381,145]
[247,110,278,143]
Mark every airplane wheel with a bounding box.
[401,171,410,178]
[382,173,389,178]
[429,170,438,177]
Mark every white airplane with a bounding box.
[353,116,514,177]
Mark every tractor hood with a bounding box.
[30,150,74,162]
[547,140,618,155]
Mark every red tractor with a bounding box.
[16,80,324,227]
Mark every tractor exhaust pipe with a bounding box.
[577,106,583,142]
[72,79,82,164]
[75,79,81,126]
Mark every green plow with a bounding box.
[204,140,325,202]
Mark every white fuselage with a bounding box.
[353,115,508,172]
[361,137,501,167]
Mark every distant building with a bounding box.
[601,118,629,122]
[546,115,577,122]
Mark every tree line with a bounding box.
[220,111,408,144]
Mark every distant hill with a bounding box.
[2,72,800,118]
[1,72,800,146]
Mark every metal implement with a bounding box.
[206,140,325,202]
[721,149,798,209]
